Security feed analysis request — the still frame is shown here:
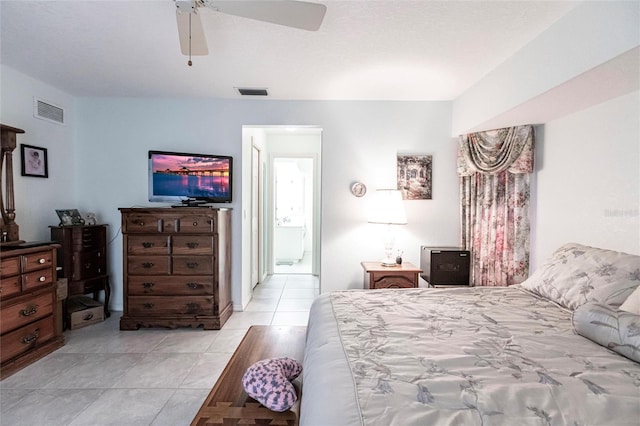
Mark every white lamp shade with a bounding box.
[367,189,407,225]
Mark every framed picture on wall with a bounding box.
[21,144,49,178]
[397,154,432,200]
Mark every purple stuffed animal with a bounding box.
[241,357,303,412]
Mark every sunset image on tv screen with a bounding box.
[151,153,230,199]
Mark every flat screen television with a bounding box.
[148,150,232,204]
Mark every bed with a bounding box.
[300,243,640,425]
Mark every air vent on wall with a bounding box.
[236,87,269,97]
[33,97,65,125]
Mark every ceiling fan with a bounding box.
[175,1,327,66]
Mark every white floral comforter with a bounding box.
[301,287,640,426]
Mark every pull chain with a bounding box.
[188,12,193,66]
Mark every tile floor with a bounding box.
[0,274,319,426]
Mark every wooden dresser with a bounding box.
[119,207,232,330]
[50,224,111,320]
[0,244,64,378]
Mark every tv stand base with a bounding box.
[172,199,208,208]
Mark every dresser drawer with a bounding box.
[176,215,215,234]
[124,214,162,233]
[0,275,21,299]
[68,275,109,296]
[172,256,214,275]
[71,250,107,280]
[128,236,169,255]
[1,290,54,334]
[128,275,213,296]
[128,296,214,316]
[371,272,417,289]
[22,251,54,273]
[0,257,20,278]
[127,256,170,275]
[72,226,106,251]
[0,316,55,364]
[172,236,214,255]
[22,267,54,291]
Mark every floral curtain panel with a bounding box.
[457,125,534,286]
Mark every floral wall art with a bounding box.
[397,154,432,200]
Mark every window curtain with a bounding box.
[457,125,534,287]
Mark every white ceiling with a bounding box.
[1,1,580,100]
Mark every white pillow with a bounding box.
[520,243,640,310]
[619,286,640,314]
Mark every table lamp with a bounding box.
[367,189,407,266]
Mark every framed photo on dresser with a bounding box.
[55,209,85,226]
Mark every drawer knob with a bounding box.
[192,222,198,227]
[83,312,94,321]
[138,221,145,226]
[143,303,154,309]
[38,258,46,264]
[186,282,200,289]
[21,331,39,345]
[20,305,38,317]
[142,242,153,248]
[186,262,199,269]
[186,242,199,249]
[142,262,154,269]
[142,282,155,289]
[186,302,200,312]
[38,276,46,282]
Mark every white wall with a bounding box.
[0,65,77,242]
[452,1,640,135]
[73,98,456,311]
[3,64,638,313]
[532,91,640,268]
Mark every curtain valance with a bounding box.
[457,125,534,176]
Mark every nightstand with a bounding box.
[361,261,422,289]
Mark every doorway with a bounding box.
[242,126,322,307]
[273,157,314,274]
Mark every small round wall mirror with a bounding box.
[351,182,367,197]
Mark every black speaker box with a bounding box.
[420,246,471,286]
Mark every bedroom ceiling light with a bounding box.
[367,189,407,266]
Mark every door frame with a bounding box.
[241,125,322,310]
[251,144,262,288]
[269,153,320,275]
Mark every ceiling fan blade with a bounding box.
[176,8,209,56]
[206,1,326,31]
